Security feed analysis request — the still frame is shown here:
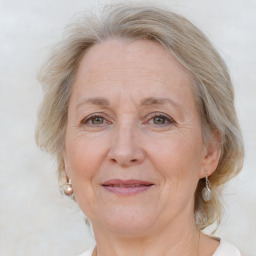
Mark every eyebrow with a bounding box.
[141,97,180,108]
[76,96,184,114]
[141,97,184,117]
[76,97,110,109]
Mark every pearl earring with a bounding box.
[202,171,212,202]
[63,178,73,197]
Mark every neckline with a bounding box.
[212,239,240,256]
[82,239,240,256]
[212,239,223,255]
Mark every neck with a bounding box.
[92,215,200,256]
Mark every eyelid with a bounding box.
[80,113,111,125]
[145,112,176,125]
[79,112,176,126]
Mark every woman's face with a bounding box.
[63,39,215,236]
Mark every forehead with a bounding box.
[71,39,194,109]
[76,39,190,82]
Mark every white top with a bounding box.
[213,240,241,256]
[78,239,241,256]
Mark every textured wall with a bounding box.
[1,0,255,255]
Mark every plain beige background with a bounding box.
[1,0,255,255]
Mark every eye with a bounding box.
[152,116,167,125]
[80,114,110,126]
[147,113,176,126]
[90,116,104,125]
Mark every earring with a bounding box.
[202,171,212,202]
[63,178,73,197]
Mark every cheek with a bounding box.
[149,132,203,190]
[65,135,108,181]
[64,137,108,213]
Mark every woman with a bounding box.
[36,3,244,256]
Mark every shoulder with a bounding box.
[77,246,95,256]
[213,239,241,256]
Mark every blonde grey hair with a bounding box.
[36,3,244,230]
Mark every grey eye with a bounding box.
[81,114,107,126]
[153,116,167,124]
[91,116,104,124]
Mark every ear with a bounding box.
[62,149,71,179]
[199,131,221,178]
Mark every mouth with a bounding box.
[101,179,154,195]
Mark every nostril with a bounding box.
[107,145,145,166]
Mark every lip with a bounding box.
[101,179,154,195]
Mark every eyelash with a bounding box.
[80,114,110,126]
[80,112,176,127]
[146,113,176,126]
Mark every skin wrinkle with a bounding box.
[75,96,186,124]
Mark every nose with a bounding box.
[107,123,145,167]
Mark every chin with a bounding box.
[93,205,159,237]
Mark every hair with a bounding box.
[36,2,244,230]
